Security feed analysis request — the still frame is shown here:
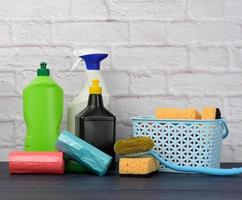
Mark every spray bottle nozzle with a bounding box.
[81,54,108,70]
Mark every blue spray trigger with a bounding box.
[80,54,108,70]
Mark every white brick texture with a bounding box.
[71,0,109,20]
[114,47,187,71]
[169,73,242,96]
[167,22,242,43]
[190,47,229,71]
[225,0,242,19]
[0,22,11,45]
[0,0,241,162]
[129,22,166,43]
[188,0,224,19]
[52,22,129,44]
[0,0,70,19]
[12,22,50,45]
[108,0,186,20]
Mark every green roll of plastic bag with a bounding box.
[64,155,89,173]
[23,62,63,151]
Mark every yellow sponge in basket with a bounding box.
[201,107,221,120]
[183,108,201,119]
[155,108,201,120]
[119,156,159,175]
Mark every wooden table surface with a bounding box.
[0,162,242,200]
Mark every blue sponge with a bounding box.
[56,130,112,176]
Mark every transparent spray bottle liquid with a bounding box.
[67,53,110,135]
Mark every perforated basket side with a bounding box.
[132,117,225,173]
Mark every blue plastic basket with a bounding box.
[131,116,229,173]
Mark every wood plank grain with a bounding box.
[0,163,241,200]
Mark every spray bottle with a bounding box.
[67,51,110,134]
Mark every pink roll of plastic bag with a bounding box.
[9,152,64,174]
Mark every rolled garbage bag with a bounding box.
[56,130,112,176]
[65,159,89,173]
[64,154,88,173]
[9,151,64,174]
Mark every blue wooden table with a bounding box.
[0,163,242,200]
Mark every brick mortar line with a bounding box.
[1,43,242,48]
[0,18,241,23]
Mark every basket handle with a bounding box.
[221,118,229,139]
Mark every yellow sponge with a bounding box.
[119,157,158,175]
[183,108,201,119]
[201,107,221,120]
[155,108,201,120]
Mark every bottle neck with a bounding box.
[88,94,104,108]
[82,70,108,94]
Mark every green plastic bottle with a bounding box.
[23,62,63,151]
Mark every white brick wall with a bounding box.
[0,0,241,162]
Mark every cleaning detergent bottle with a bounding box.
[23,62,63,151]
[67,52,110,135]
[75,79,115,169]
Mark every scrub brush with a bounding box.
[114,137,154,155]
[114,137,242,176]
